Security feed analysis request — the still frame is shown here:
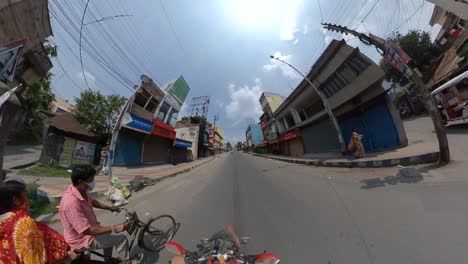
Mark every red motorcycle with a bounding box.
[165,226,280,264]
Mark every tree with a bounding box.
[73,90,126,139]
[15,75,55,143]
[379,30,443,86]
[226,142,232,150]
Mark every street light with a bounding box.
[270,55,346,154]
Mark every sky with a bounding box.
[48,0,441,143]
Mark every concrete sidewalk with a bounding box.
[4,144,42,170]
[253,116,445,168]
[25,157,216,200]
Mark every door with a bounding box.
[114,128,144,166]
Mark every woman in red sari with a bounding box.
[0,179,77,264]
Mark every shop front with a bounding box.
[142,119,176,165]
[254,140,268,154]
[114,113,153,166]
[169,139,192,164]
[278,130,304,156]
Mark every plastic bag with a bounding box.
[111,177,122,188]
[106,186,128,206]
[119,185,131,199]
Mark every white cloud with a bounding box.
[279,0,303,41]
[225,79,263,124]
[303,24,309,34]
[292,39,299,45]
[77,71,96,88]
[263,51,299,79]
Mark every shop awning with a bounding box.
[152,118,176,140]
[278,131,300,142]
[174,138,192,148]
[121,113,152,134]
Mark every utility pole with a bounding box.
[322,23,450,165]
[270,56,347,155]
[213,114,219,155]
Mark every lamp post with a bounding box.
[270,55,346,154]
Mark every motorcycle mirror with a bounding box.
[240,237,250,244]
[165,242,185,255]
[255,253,280,264]
[200,238,209,245]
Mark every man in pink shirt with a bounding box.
[59,165,130,261]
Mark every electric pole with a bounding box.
[322,23,450,165]
[270,56,347,154]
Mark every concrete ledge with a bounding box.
[251,152,439,168]
[37,158,215,202]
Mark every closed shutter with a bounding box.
[171,147,186,164]
[143,135,169,164]
[289,138,304,156]
[340,103,399,152]
[114,128,144,166]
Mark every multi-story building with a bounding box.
[175,116,211,160]
[427,0,468,89]
[209,125,224,153]
[272,39,407,156]
[114,75,191,165]
[258,92,285,153]
[245,123,264,152]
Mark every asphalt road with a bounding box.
[60,151,468,263]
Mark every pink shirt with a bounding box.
[59,184,99,250]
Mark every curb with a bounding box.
[251,152,439,168]
[37,158,216,202]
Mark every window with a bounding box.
[298,110,307,121]
[134,89,151,108]
[156,102,171,122]
[348,55,370,74]
[338,65,357,83]
[285,113,295,127]
[145,97,159,114]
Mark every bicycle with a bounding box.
[75,208,177,263]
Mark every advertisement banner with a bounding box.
[174,139,192,148]
[72,140,96,165]
[278,131,299,142]
[122,113,153,134]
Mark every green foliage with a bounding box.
[73,90,126,138]
[26,182,59,218]
[43,39,58,57]
[16,75,55,143]
[379,30,443,85]
[20,164,71,177]
[181,115,212,127]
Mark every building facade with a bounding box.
[273,40,407,156]
[114,75,191,166]
[258,92,285,154]
[427,0,468,89]
[209,125,224,153]
[175,116,211,160]
[245,123,264,152]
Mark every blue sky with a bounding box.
[49,0,440,143]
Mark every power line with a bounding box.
[53,56,84,91]
[354,0,381,30]
[79,0,92,90]
[49,1,136,90]
[389,0,425,35]
[159,0,188,60]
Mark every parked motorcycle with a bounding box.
[164,226,280,264]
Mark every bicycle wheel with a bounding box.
[139,214,176,252]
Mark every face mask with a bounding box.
[87,180,96,192]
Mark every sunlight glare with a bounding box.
[225,0,284,29]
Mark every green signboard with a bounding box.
[168,75,190,103]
